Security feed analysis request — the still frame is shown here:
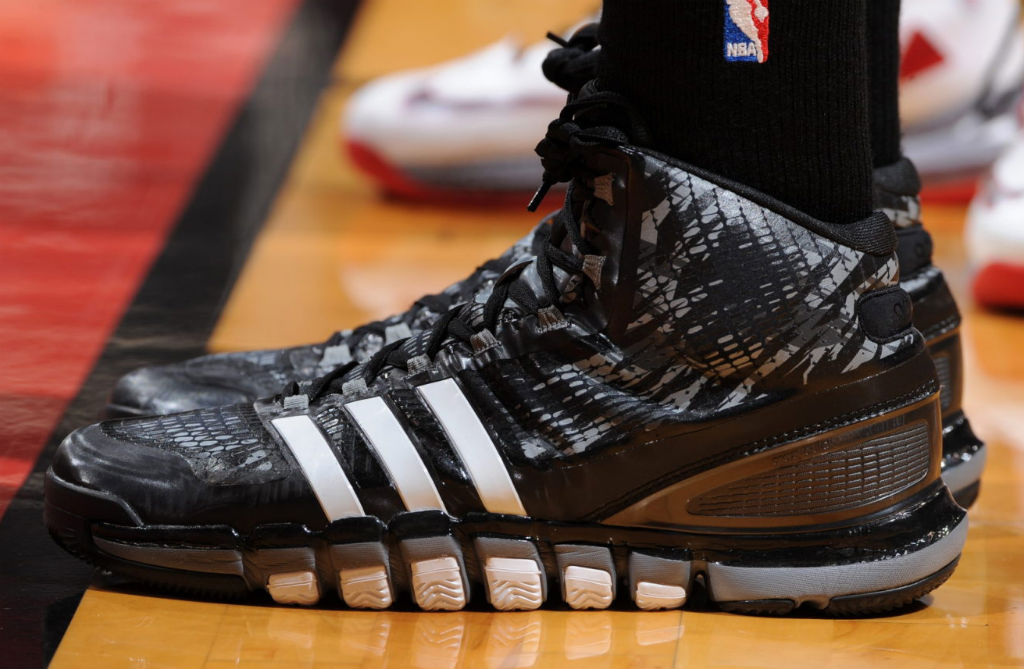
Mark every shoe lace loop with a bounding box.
[528,87,645,212]
[324,257,508,350]
[541,23,600,98]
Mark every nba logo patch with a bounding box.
[724,0,769,63]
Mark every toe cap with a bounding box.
[109,364,251,416]
[50,423,201,524]
[49,415,323,530]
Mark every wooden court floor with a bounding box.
[47,1,1024,667]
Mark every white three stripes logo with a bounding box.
[271,415,364,521]
[345,397,447,513]
[416,379,526,516]
[271,378,526,521]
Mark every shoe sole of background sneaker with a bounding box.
[919,177,980,205]
[45,454,967,615]
[345,140,548,203]
[973,262,1024,311]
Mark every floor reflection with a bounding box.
[485,611,544,668]
[301,607,686,668]
[51,513,1024,669]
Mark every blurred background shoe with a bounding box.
[900,0,1024,201]
[967,131,1024,309]
[343,0,1024,203]
[344,16,597,201]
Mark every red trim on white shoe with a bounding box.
[920,177,980,205]
[973,262,1024,309]
[343,139,549,206]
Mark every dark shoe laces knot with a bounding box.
[541,23,600,98]
[529,85,646,212]
[323,257,507,350]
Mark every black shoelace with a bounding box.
[299,88,646,404]
[541,22,601,98]
[322,257,510,351]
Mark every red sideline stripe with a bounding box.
[0,0,298,520]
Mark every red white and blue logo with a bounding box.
[724,0,770,63]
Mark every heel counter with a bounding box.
[605,392,942,532]
[621,151,917,399]
[874,158,923,230]
[927,327,965,419]
[907,268,963,340]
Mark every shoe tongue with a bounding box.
[569,151,643,339]
[395,329,433,360]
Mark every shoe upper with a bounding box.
[58,112,928,532]
[899,0,1024,130]
[108,227,543,416]
[345,38,568,169]
[874,157,965,424]
[110,156,952,418]
[899,0,1024,180]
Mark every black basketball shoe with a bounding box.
[873,157,986,507]
[107,31,984,509]
[106,162,986,508]
[48,88,965,614]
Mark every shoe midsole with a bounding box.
[705,518,965,606]
[47,466,965,604]
[943,448,987,500]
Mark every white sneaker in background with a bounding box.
[344,33,575,199]
[342,0,1024,201]
[900,0,1024,197]
[967,133,1024,309]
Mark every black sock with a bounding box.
[867,0,903,168]
[598,0,873,223]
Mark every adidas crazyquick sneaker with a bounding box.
[109,30,985,508]
[873,157,986,507]
[105,161,987,509]
[48,88,965,614]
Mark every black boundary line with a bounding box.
[0,1,362,666]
